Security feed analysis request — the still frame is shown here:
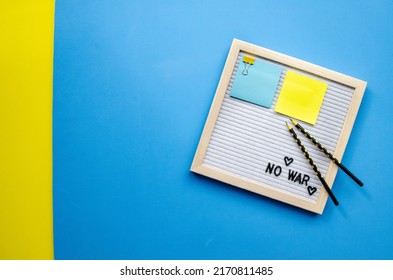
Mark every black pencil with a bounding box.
[290,118,363,187]
[286,122,339,206]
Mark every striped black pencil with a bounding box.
[286,122,339,206]
[290,118,363,187]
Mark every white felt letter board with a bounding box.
[191,39,366,214]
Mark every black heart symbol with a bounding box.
[284,156,293,166]
[307,186,317,196]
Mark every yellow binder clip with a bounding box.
[242,56,255,75]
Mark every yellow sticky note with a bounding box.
[0,1,54,259]
[275,70,327,125]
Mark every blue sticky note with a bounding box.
[230,58,282,108]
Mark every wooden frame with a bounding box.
[191,39,366,214]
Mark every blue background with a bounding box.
[53,0,393,259]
